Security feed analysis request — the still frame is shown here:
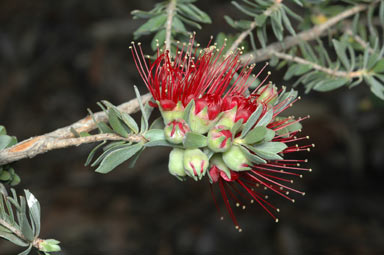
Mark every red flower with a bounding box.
[131,36,312,230]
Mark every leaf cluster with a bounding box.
[132,0,211,50]
[0,186,60,255]
[0,126,21,186]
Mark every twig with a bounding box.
[0,217,43,250]
[240,1,379,64]
[345,28,375,54]
[165,0,177,55]
[271,50,364,78]
[0,93,152,165]
[226,1,280,55]
[226,20,258,54]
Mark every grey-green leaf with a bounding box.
[244,126,267,144]
[95,144,143,174]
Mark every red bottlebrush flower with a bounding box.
[131,36,313,231]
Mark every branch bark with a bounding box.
[165,0,177,55]
[240,1,377,64]
[0,93,152,165]
[271,50,364,78]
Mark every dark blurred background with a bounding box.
[1,0,383,254]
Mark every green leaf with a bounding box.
[183,100,195,125]
[332,40,350,70]
[178,3,211,23]
[144,129,165,142]
[239,145,266,164]
[108,108,130,138]
[151,29,166,51]
[150,117,165,129]
[0,126,6,135]
[372,58,384,73]
[18,245,32,255]
[256,109,273,127]
[264,129,275,142]
[134,86,149,132]
[121,112,139,134]
[172,16,187,33]
[254,142,287,153]
[244,126,267,144]
[365,76,384,100]
[25,190,41,237]
[231,119,243,138]
[241,105,262,137]
[0,135,14,150]
[313,78,349,92]
[0,171,11,181]
[183,132,207,149]
[0,231,29,247]
[251,142,287,160]
[95,144,143,174]
[133,14,167,39]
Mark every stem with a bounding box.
[271,50,364,78]
[240,1,379,64]
[226,0,280,55]
[345,28,375,54]
[0,93,152,165]
[165,0,177,55]
[0,216,43,250]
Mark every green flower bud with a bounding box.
[164,119,190,144]
[222,145,251,171]
[207,125,233,152]
[159,101,184,124]
[189,105,218,134]
[215,106,237,129]
[168,148,186,181]
[257,84,278,105]
[38,239,61,253]
[183,149,209,181]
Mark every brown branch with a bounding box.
[0,93,152,165]
[165,0,177,55]
[271,50,365,78]
[240,1,379,64]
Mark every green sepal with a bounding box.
[183,132,207,149]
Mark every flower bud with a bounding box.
[189,104,219,134]
[207,125,233,152]
[257,84,278,105]
[215,106,237,129]
[159,101,185,125]
[164,119,190,144]
[208,154,231,183]
[222,145,251,171]
[38,239,61,253]
[168,148,186,181]
[183,149,209,181]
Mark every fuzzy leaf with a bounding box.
[134,14,167,38]
[95,144,143,174]
[244,126,267,144]
[256,109,273,127]
[241,105,262,137]
[313,78,349,92]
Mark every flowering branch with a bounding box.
[240,1,379,64]
[271,50,365,79]
[0,93,151,166]
[165,0,177,54]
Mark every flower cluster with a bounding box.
[131,36,312,230]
